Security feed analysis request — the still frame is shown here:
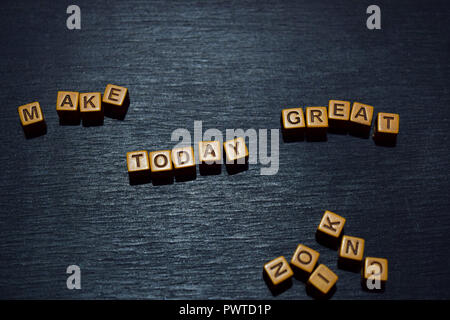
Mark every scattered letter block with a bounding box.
[18,102,47,138]
[316,210,346,249]
[172,146,196,181]
[263,256,293,295]
[290,244,320,280]
[149,150,173,184]
[349,102,374,138]
[307,264,338,298]
[338,235,365,271]
[305,106,328,141]
[199,141,222,175]
[373,112,399,146]
[362,257,388,291]
[102,84,130,120]
[80,92,103,126]
[281,107,305,141]
[56,91,80,125]
[223,137,249,174]
[126,150,150,185]
[328,100,350,132]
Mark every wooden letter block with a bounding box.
[338,235,365,271]
[56,91,80,125]
[281,107,305,141]
[126,150,150,185]
[328,100,350,132]
[199,141,222,175]
[307,264,338,298]
[223,137,249,174]
[349,102,374,138]
[290,244,320,281]
[362,257,388,291]
[263,256,293,295]
[102,84,130,120]
[316,210,346,249]
[373,112,399,146]
[172,146,196,181]
[149,150,173,184]
[18,102,47,138]
[305,106,328,141]
[80,92,103,126]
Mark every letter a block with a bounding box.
[172,146,196,181]
[349,102,374,138]
[102,84,130,120]
[149,150,173,184]
[263,256,293,294]
[281,107,305,141]
[199,141,222,175]
[316,210,346,249]
[18,102,47,138]
[307,264,338,298]
[127,150,151,185]
[338,235,365,271]
[56,91,80,125]
[80,92,103,126]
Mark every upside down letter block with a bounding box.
[373,112,399,146]
[56,91,80,125]
[349,102,374,137]
[281,107,305,141]
[127,150,151,185]
[328,100,350,131]
[18,102,47,138]
[263,256,293,294]
[223,137,249,174]
[305,106,328,141]
[102,84,130,120]
[316,210,346,249]
[307,264,338,298]
[362,257,388,291]
[290,244,320,281]
[338,235,365,271]
[199,141,222,175]
[80,92,103,126]
[172,146,196,181]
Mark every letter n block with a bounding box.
[127,150,150,185]
[172,146,196,181]
[263,256,293,295]
[56,91,80,125]
[305,107,328,141]
[102,84,130,120]
[362,257,388,291]
[80,92,103,126]
[18,102,47,138]
[373,112,399,146]
[338,235,365,271]
[281,107,305,141]
[149,150,173,184]
[307,264,338,298]
[316,210,346,249]
[290,244,320,281]
[349,102,374,138]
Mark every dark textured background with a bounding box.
[0,0,449,299]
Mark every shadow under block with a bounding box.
[362,257,388,291]
[290,244,320,282]
[373,112,399,146]
[338,235,365,272]
[18,102,47,138]
[349,102,374,138]
[199,141,222,175]
[56,91,80,125]
[223,137,249,175]
[316,210,346,250]
[281,107,305,141]
[149,150,173,184]
[263,256,293,295]
[172,146,196,181]
[127,150,151,185]
[328,100,350,133]
[307,264,338,299]
[305,106,328,141]
[102,84,130,120]
[80,92,103,126]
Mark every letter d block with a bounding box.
[18,102,47,138]
[373,112,399,146]
[172,146,196,181]
[362,257,388,291]
[56,91,80,125]
[263,256,293,295]
[316,210,346,249]
[223,137,249,174]
[290,244,320,281]
[338,235,365,271]
[80,92,103,126]
[127,151,150,185]
[305,107,328,141]
[281,107,305,141]
[307,264,338,298]
[149,150,173,184]
[102,84,130,120]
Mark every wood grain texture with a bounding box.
[0,0,449,299]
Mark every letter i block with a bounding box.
[223,137,249,174]
[328,100,350,132]
[281,107,305,141]
[199,141,222,175]
[172,146,196,181]
[102,84,130,120]
[316,211,346,249]
[305,107,328,141]
[18,102,47,138]
[290,244,320,281]
[263,256,293,294]
[56,91,80,125]
[127,150,151,185]
[362,257,388,291]
[349,102,374,138]
[307,264,338,298]
[80,92,103,126]
[373,112,399,146]
[149,150,173,184]
[338,235,365,271]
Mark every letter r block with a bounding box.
[316,210,346,249]
[305,106,328,141]
[18,102,47,138]
[328,100,350,131]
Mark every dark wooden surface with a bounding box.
[0,0,449,299]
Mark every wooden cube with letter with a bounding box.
[102,84,130,120]
[18,102,47,138]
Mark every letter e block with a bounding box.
[290,244,320,280]
[102,84,130,120]
[328,100,350,132]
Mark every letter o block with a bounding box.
[102,84,130,120]
[126,150,150,185]
[149,150,173,182]
[18,102,47,138]
[290,244,320,280]
[281,107,305,141]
